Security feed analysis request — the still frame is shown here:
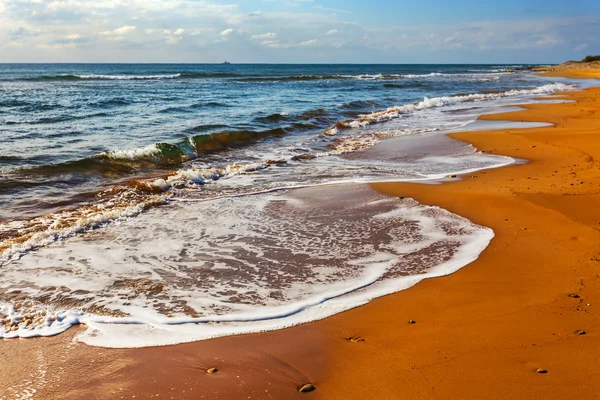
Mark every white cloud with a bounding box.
[315,5,353,14]
[114,26,136,35]
[189,28,213,36]
[266,0,314,6]
[299,39,317,46]
[0,0,598,63]
[251,32,277,40]
[101,25,136,36]
[260,40,281,48]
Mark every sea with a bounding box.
[0,64,580,347]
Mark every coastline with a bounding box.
[3,69,600,399]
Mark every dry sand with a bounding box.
[2,67,600,399]
[536,62,600,78]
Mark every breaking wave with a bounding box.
[326,82,571,134]
[7,71,515,84]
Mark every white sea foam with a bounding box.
[149,161,270,190]
[72,74,182,80]
[0,196,166,266]
[0,187,494,348]
[403,72,504,79]
[100,144,163,160]
[329,82,571,131]
[0,159,277,266]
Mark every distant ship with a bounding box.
[222,61,231,65]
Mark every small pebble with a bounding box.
[299,383,316,393]
[348,336,365,343]
[575,330,586,335]
[569,294,581,299]
[207,368,218,374]
[408,320,416,324]
[536,369,548,374]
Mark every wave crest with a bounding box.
[325,82,572,133]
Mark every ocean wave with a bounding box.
[0,99,33,108]
[190,101,232,108]
[2,127,295,187]
[234,75,343,82]
[10,71,511,84]
[31,112,109,125]
[326,82,571,134]
[6,81,569,180]
[76,74,182,80]
[229,72,506,83]
[66,72,246,80]
[187,123,230,132]
[15,72,258,82]
[99,128,291,164]
[148,161,270,190]
[22,74,182,81]
[255,112,289,123]
[403,72,504,80]
[233,74,405,82]
[92,97,132,107]
[101,145,163,161]
[0,158,276,267]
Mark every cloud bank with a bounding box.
[0,0,598,63]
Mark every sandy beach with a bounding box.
[2,67,600,399]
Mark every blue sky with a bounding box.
[0,0,599,63]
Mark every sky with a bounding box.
[0,0,599,63]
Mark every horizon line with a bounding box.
[0,62,551,65]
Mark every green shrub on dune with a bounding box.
[582,55,600,63]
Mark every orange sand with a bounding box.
[537,63,600,79]
[2,68,600,399]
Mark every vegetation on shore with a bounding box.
[534,56,600,73]
[565,55,600,63]
[582,55,600,63]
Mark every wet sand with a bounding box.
[3,68,600,399]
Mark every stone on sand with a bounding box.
[299,383,316,393]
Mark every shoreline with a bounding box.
[3,69,600,399]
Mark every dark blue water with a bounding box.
[0,63,555,221]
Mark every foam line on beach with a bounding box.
[0,194,493,348]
